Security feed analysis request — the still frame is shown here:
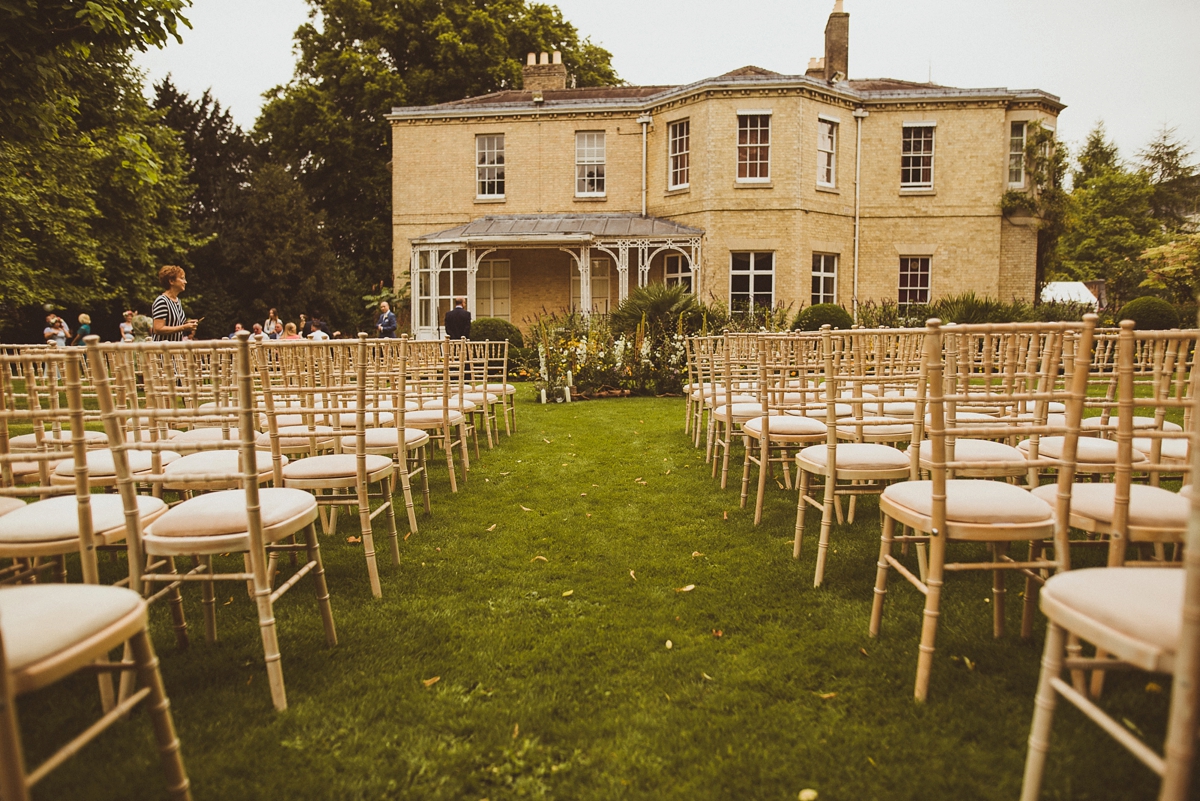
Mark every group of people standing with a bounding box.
[45,267,474,346]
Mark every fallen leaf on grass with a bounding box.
[561,590,574,597]
[665,640,673,650]
[712,629,723,638]
[722,511,728,520]
[1146,682,1163,693]
[500,471,510,476]
[859,648,869,657]
[404,531,412,541]
[531,555,548,563]
[629,570,637,581]
[813,692,837,700]
[1122,717,1146,738]
[586,513,592,518]
[562,463,568,467]
[512,723,519,739]
[487,524,497,532]
[543,438,552,444]
[223,596,233,606]
[634,477,643,482]
[963,657,976,671]
[665,469,671,475]
[520,505,533,512]
[776,480,785,490]
[346,536,361,544]
[592,484,599,487]
[422,676,441,688]
[799,790,819,801]
[701,672,714,681]
[692,551,704,558]
[867,757,877,768]
[580,492,587,496]
[247,675,253,685]
[675,584,696,593]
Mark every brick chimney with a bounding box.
[823,0,849,81]
[522,51,568,91]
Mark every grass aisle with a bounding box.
[30,396,1168,799]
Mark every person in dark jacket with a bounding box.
[376,301,398,338]
[444,297,471,340]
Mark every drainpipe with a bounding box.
[637,114,652,216]
[852,107,869,323]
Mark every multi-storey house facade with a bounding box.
[388,4,1063,338]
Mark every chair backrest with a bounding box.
[0,348,101,582]
[86,334,271,591]
[919,316,1096,559]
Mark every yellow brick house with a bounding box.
[387,4,1063,338]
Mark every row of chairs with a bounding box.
[684,319,1200,800]
[0,334,517,800]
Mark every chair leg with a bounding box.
[869,514,896,637]
[442,429,458,493]
[1021,540,1043,639]
[357,481,383,600]
[381,476,400,567]
[914,530,947,702]
[794,469,811,559]
[1019,621,1065,801]
[396,457,419,534]
[0,659,28,801]
[200,555,217,644]
[303,523,337,647]
[248,550,287,711]
[814,468,837,588]
[739,436,753,510]
[753,437,770,526]
[165,558,189,651]
[129,628,193,800]
[458,423,472,479]
[417,447,431,513]
[993,542,1008,639]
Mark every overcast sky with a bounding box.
[136,0,1200,165]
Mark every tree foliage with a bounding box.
[0,0,190,141]
[1141,234,1200,304]
[999,121,1069,288]
[1138,126,1198,234]
[256,0,620,304]
[0,50,197,342]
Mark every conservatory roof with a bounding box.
[411,214,704,246]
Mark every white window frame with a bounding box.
[736,111,771,183]
[729,251,775,310]
[575,131,606,197]
[898,256,931,306]
[668,119,690,189]
[817,116,838,187]
[1008,121,1027,187]
[811,253,838,305]
[664,253,693,293]
[901,122,936,189]
[476,259,511,321]
[476,134,505,199]
[570,258,612,313]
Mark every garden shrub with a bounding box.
[470,317,524,347]
[1116,296,1179,329]
[792,304,853,331]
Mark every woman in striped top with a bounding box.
[152,265,198,341]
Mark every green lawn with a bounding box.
[20,396,1178,800]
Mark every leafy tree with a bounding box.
[0,50,197,342]
[1138,126,1198,232]
[1141,234,1200,304]
[1000,121,1069,289]
[256,0,620,307]
[1072,122,1120,190]
[0,0,190,141]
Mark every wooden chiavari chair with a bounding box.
[869,316,1097,702]
[406,339,471,492]
[87,334,336,712]
[472,339,516,436]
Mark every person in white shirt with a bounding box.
[307,327,330,341]
[249,323,269,342]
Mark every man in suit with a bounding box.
[376,301,397,338]
[444,297,471,340]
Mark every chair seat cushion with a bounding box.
[924,411,1001,425]
[1180,484,1193,499]
[713,403,771,421]
[705,393,758,406]
[125,428,182,442]
[1030,482,1189,530]
[421,398,477,413]
[914,439,1027,463]
[163,450,285,481]
[790,403,854,419]
[474,383,516,395]
[173,427,241,445]
[405,409,466,427]
[1082,416,1182,432]
[461,392,500,405]
[9,429,108,450]
[1018,436,1146,464]
[1131,437,1189,462]
[282,453,393,481]
[1041,567,1181,671]
[256,425,334,449]
[0,497,27,517]
[53,449,180,478]
[0,584,144,673]
[743,416,825,437]
[341,428,430,450]
[837,418,913,438]
[884,479,1052,524]
[147,487,317,539]
[0,494,166,543]
[800,442,910,471]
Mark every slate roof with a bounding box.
[411,214,704,243]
